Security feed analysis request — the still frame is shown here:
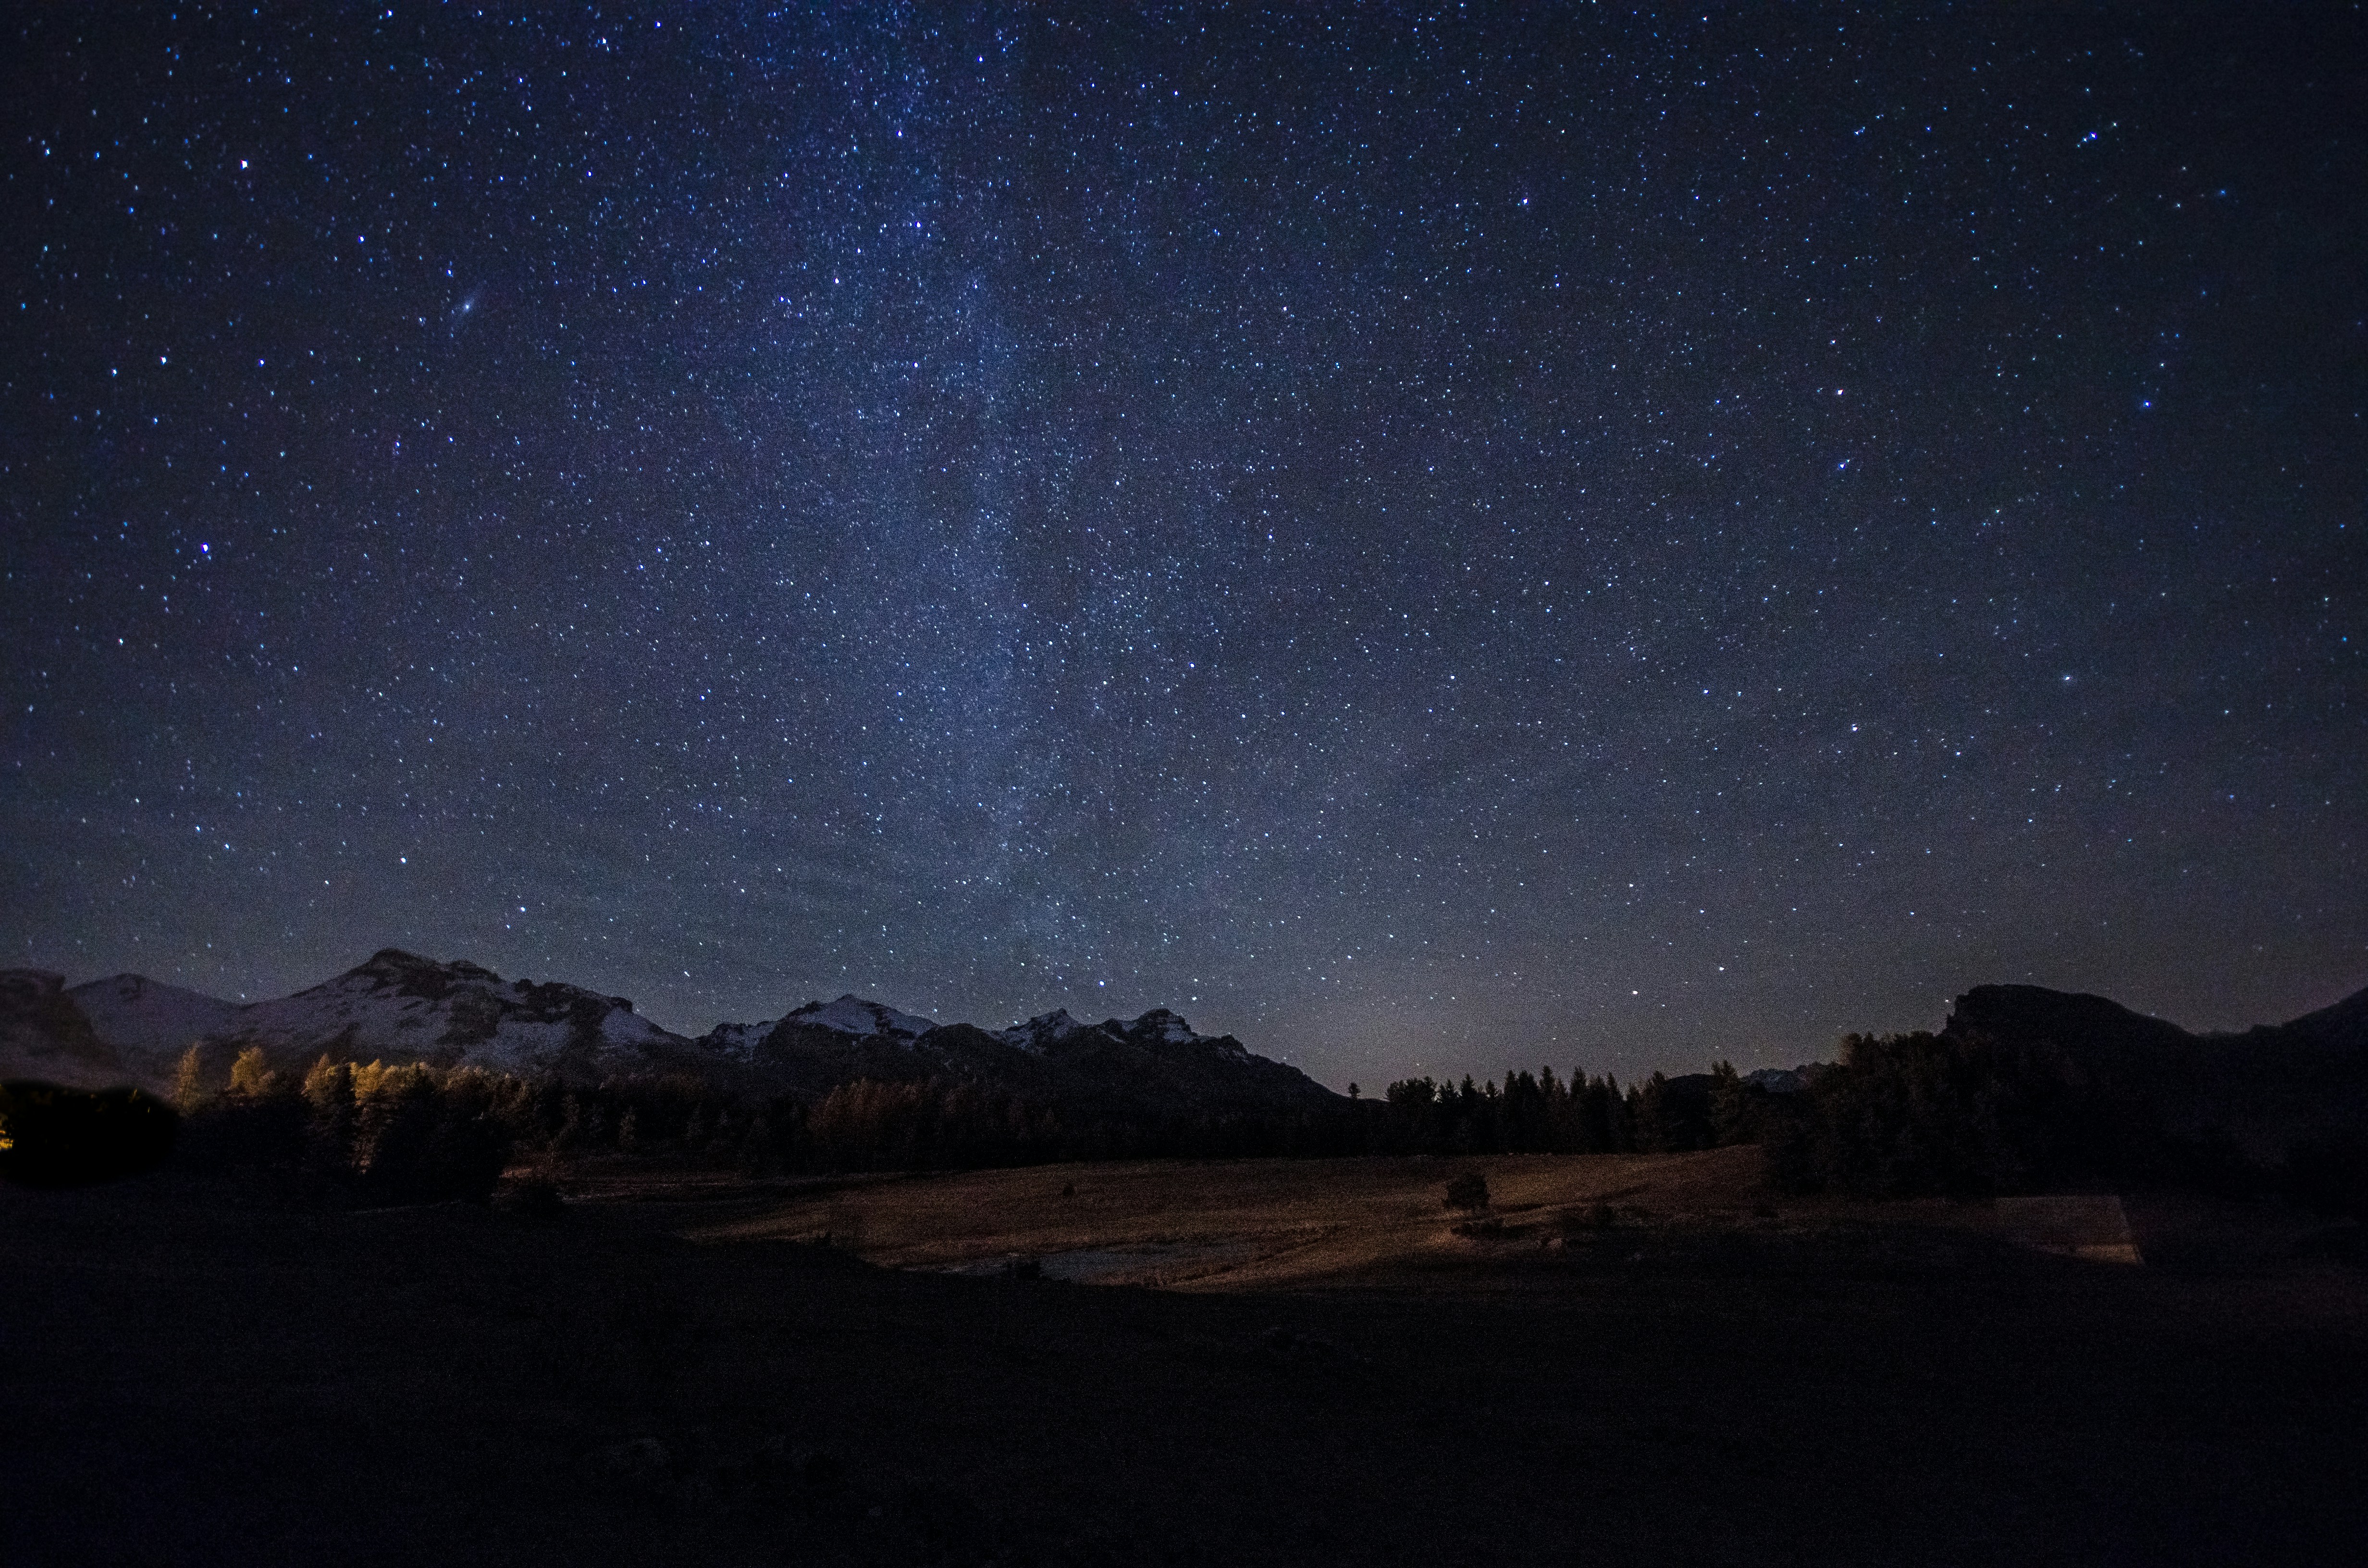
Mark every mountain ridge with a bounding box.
[0,949,1337,1121]
[10,957,2363,1133]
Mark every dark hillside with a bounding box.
[1944,981,2368,1159]
[2282,984,2368,1050]
[1945,984,2194,1059]
[1761,982,2368,1199]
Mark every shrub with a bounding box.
[1557,1203,1616,1234]
[409,1107,510,1203]
[1443,1170,1491,1211]
[497,1173,566,1218]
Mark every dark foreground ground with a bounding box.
[4,1164,2364,1568]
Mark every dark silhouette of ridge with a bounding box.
[1945,980,2368,1058]
[1928,980,2368,1163]
[2282,984,2368,1048]
[1944,984,2195,1056]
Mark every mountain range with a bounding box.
[0,949,1339,1121]
[9,955,2363,1140]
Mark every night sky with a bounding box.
[6,5,2363,1090]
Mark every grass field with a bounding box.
[665,1146,2344,1288]
[678,1146,1956,1287]
[6,1151,2364,1566]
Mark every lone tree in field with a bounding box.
[1443,1170,1491,1211]
[172,1045,209,1112]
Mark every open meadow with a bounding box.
[6,1151,2365,1567]
[673,1146,2098,1288]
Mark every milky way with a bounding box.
[6,6,2362,1088]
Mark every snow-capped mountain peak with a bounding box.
[996,1006,1237,1054]
[233,949,686,1076]
[1124,1007,1199,1045]
[998,1008,1090,1052]
[783,994,937,1041]
[700,1018,776,1061]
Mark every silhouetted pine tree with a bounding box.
[1708,1062,1755,1146]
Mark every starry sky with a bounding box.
[5,5,2363,1090]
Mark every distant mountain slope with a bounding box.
[2,952,1339,1120]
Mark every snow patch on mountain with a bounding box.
[783,994,937,1041]
[995,1006,1237,1055]
[111,949,699,1081]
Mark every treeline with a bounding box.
[1756,1029,2368,1213]
[169,1053,1770,1195]
[795,1077,1354,1168]
[1759,1029,2113,1199]
[1338,1041,2362,1212]
[176,1046,518,1203]
[549,1067,1768,1171]
[1366,1066,1762,1156]
[167,1030,2368,1220]
[167,1050,1364,1198]
[539,1073,1362,1170]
